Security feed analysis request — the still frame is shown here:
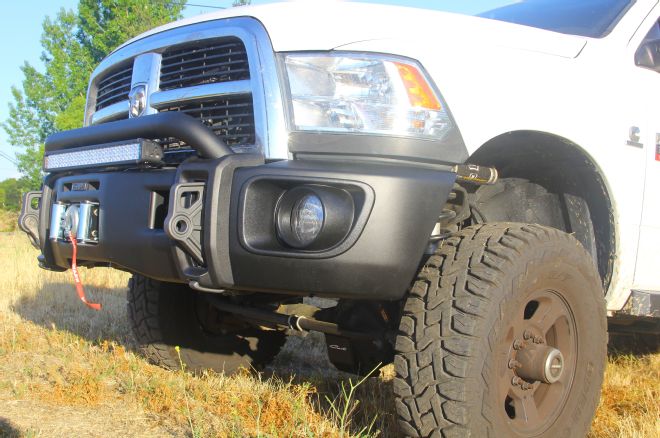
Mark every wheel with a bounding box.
[127,274,286,374]
[394,223,607,437]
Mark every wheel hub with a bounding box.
[498,291,578,435]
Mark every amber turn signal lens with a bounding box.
[395,62,442,110]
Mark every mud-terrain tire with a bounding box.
[394,223,607,437]
[128,275,286,374]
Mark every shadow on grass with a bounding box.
[10,281,133,346]
[607,331,660,357]
[0,418,21,438]
[269,332,398,436]
[10,282,398,435]
[608,317,660,357]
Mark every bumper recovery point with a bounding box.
[18,191,42,248]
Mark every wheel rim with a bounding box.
[498,289,577,435]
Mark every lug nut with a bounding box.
[508,359,521,369]
[533,336,544,344]
[512,376,522,386]
[523,330,533,340]
[521,382,533,390]
[513,339,525,350]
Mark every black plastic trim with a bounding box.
[238,176,374,258]
[169,154,265,289]
[228,160,457,300]
[289,132,468,165]
[45,112,232,159]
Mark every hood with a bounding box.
[116,1,587,59]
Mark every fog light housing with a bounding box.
[276,186,354,250]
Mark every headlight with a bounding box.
[283,53,453,140]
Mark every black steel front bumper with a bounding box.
[21,115,456,300]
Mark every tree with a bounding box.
[0,178,27,211]
[3,0,185,190]
[233,0,251,6]
[4,88,44,190]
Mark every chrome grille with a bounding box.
[158,96,255,150]
[159,38,250,91]
[95,64,133,112]
[86,17,288,159]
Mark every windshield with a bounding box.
[359,0,636,38]
[477,0,636,38]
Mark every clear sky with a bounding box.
[0,0,512,181]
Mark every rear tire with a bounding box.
[127,275,286,374]
[394,223,607,437]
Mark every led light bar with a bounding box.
[44,139,164,172]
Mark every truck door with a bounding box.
[633,16,660,291]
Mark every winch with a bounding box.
[50,201,99,244]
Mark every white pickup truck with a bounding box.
[18,0,660,436]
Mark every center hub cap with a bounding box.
[543,348,565,383]
[516,345,564,384]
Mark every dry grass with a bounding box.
[588,351,659,438]
[0,210,18,232]
[0,232,657,437]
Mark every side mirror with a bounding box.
[635,39,660,73]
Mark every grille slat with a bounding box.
[160,69,251,90]
[159,37,250,91]
[97,67,132,87]
[97,74,133,94]
[95,95,125,110]
[96,83,132,104]
[160,50,247,72]
[159,96,255,151]
[160,59,249,79]
[163,41,245,59]
[177,102,252,113]
[95,64,133,112]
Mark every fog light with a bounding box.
[276,185,354,251]
[277,189,325,249]
[292,194,324,246]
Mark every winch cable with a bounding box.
[68,231,102,311]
